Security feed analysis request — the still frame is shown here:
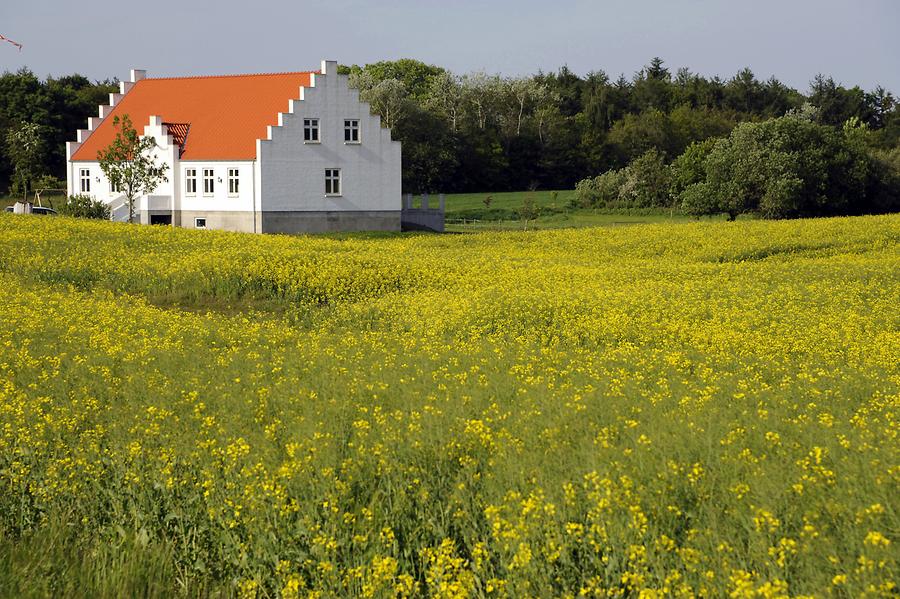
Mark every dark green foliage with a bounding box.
[5,121,47,195]
[608,109,672,162]
[669,139,718,201]
[0,68,117,192]
[573,149,671,210]
[57,194,112,219]
[392,106,458,193]
[681,112,882,219]
[618,149,672,208]
[573,168,627,208]
[0,59,897,197]
[345,59,445,101]
[667,105,739,153]
[809,75,873,127]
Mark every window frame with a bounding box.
[79,168,91,193]
[344,119,360,144]
[194,217,207,229]
[227,168,239,197]
[303,118,320,143]
[325,168,341,196]
[185,168,197,196]
[202,168,215,196]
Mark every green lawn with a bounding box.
[446,210,700,232]
[438,189,578,214]
[431,189,724,231]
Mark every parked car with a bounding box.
[4,205,58,215]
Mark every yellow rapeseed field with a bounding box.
[0,213,897,597]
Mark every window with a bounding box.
[325,168,341,196]
[344,119,360,143]
[110,179,122,193]
[185,168,197,195]
[195,217,207,229]
[228,168,239,196]
[79,168,90,193]
[303,118,319,142]
[203,168,214,195]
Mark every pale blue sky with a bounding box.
[2,0,898,93]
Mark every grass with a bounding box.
[440,189,578,214]
[446,210,700,231]
[0,212,898,597]
[435,189,730,231]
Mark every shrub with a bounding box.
[669,138,718,201]
[58,194,111,220]
[573,169,627,208]
[681,111,873,219]
[574,149,675,210]
[616,148,672,209]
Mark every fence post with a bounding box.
[422,192,429,210]
[439,193,445,212]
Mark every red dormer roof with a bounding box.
[71,71,315,161]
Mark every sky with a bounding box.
[2,0,898,94]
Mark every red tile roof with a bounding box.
[71,71,315,161]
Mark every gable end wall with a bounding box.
[257,62,402,233]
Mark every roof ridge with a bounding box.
[141,70,320,82]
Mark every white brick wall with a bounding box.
[257,60,402,213]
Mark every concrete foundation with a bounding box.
[401,208,444,232]
[178,210,258,233]
[137,210,400,234]
[261,210,400,234]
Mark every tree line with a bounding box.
[343,58,899,196]
[0,69,117,194]
[2,59,898,200]
[574,107,900,219]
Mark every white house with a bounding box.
[66,60,402,233]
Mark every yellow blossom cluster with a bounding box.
[0,213,897,596]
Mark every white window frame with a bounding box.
[185,168,197,195]
[79,168,91,193]
[344,119,360,144]
[110,179,122,194]
[325,168,341,196]
[203,168,214,196]
[227,168,239,196]
[195,217,207,229]
[303,118,320,143]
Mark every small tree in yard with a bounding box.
[97,115,168,223]
[519,194,539,230]
[5,122,47,198]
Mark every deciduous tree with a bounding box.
[97,114,168,223]
[5,121,46,197]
